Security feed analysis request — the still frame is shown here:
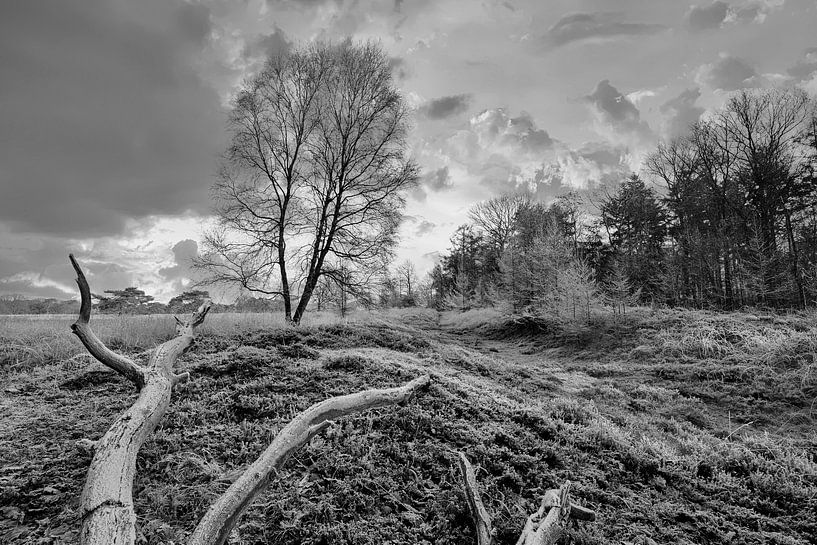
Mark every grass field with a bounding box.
[1,306,815,544]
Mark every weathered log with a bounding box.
[69,255,211,545]
[457,453,595,545]
[188,375,431,545]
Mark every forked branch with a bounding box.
[70,255,212,545]
[189,375,431,545]
[69,253,146,388]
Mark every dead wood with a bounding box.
[458,451,494,545]
[70,255,211,545]
[188,375,431,545]
[458,453,595,545]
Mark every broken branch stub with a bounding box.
[458,453,595,545]
[69,255,211,545]
[458,452,494,545]
[188,375,432,545]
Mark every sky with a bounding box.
[1,0,816,303]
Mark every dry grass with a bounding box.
[0,311,349,372]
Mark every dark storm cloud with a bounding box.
[421,167,453,192]
[419,94,472,119]
[0,228,139,299]
[697,55,758,91]
[0,0,227,237]
[685,2,729,31]
[0,234,78,298]
[660,88,705,138]
[584,80,654,143]
[544,12,666,47]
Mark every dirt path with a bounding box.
[375,311,598,406]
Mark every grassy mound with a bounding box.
[1,313,815,544]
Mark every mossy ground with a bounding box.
[1,308,815,544]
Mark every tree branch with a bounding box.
[69,254,145,388]
[69,255,212,545]
[189,375,431,545]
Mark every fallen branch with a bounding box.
[188,375,431,545]
[458,452,494,545]
[69,255,211,545]
[458,453,595,545]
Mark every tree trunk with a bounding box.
[784,208,806,308]
[278,241,293,322]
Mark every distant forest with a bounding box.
[413,88,817,314]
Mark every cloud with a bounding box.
[685,1,785,31]
[788,47,817,80]
[544,12,666,47]
[426,106,628,202]
[626,89,659,105]
[470,109,555,157]
[725,0,785,25]
[421,167,454,191]
[0,0,226,237]
[802,73,817,98]
[414,108,560,200]
[159,239,201,293]
[685,2,729,31]
[547,142,631,191]
[242,28,292,62]
[660,88,705,139]
[584,80,655,151]
[415,220,437,236]
[389,56,410,80]
[696,54,759,90]
[419,94,472,119]
[0,214,211,301]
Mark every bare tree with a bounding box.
[722,89,814,307]
[194,47,326,321]
[196,41,418,324]
[395,259,418,304]
[468,193,529,253]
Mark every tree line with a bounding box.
[0,289,280,315]
[426,88,817,315]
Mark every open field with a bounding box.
[1,307,815,544]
